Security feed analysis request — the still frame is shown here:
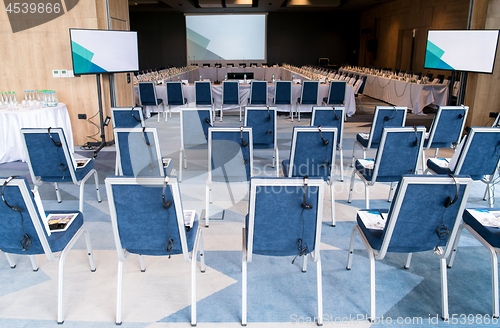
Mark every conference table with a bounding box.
[0,103,74,164]
[135,67,356,118]
[339,68,448,115]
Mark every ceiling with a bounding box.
[128,0,396,13]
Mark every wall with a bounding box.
[0,0,133,146]
[359,0,470,77]
[464,0,500,127]
[130,11,361,69]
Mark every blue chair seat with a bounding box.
[356,133,375,148]
[169,98,186,106]
[356,210,386,251]
[142,99,163,106]
[463,210,500,248]
[282,158,330,181]
[41,158,95,182]
[275,100,290,105]
[2,210,84,255]
[427,158,484,180]
[355,159,403,183]
[126,220,199,255]
[423,139,452,149]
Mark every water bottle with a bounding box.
[224,73,227,81]
[177,74,180,81]
[12,92,18,108]
[53,91,58,106]
[0,92,4,108]
[272,74,275,83]
[199,74,202,81]
[244,74,247,83]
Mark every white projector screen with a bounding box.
[70,29,139,75]
[424,30,499,73]
[185,14,267,62]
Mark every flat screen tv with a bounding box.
[424,30,499,74]
[69,29,139,75]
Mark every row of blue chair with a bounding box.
[4,173,500,325]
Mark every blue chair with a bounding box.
[248,81,268,106]
[195,81,214,114]
[311,106,345,181]
[20,128,102,212]
[346,175,473,321]
[206,127,253,227]
[111,107,145,175]
[221,81,241,122]
[138,82,164,123]
[242,177,325,326]
[425,127,500,207]
[105,176,205,326]
[114,127,172,177]
[244,107,279,176]
[111,107,144,128]
[351,106,407,167]
[165,81,187,120]
[0,176,96,324]
[421,105,468,171]
[296,81,319,122]
[348,127,425,209]
[179,108,213,182]
[323,81,346,106]
[273,80,293,121]
[448,208,500,318]
[282,126,337,226]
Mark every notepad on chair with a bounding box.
[357,159,374,169]
[184,210,196,231]
[359,133,369,140]
[467,209,500,228]
[47,213,79,232]
[358,210,386,230]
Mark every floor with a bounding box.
[0,97,498,328]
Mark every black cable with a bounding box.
[164,208,174,259]
[292,208,309,264]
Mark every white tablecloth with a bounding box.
[0,103,74,164]
[340,69,448,115]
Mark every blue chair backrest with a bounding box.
[245,108,275,146]
[222,81,239,105]
[374,127,425,181]
[368,107,407,147]
[311,106,344,147]
[195,81,212,106]
[274,81,292,105]
[288,127,336,181]
[247,177,322,256]
[300,81,319,105]
[112,107,144,128]
[381,175,470,253]
[326,81,346,105]
[138,82,157,105]
[427,106,467,149]
[166,82,184,106]
[250,81,268,105]
[455,127,500,178]
[210,129,252,181]
[115,128,162,177]
[181,109,212,145]
[245,178,322,256]
[107,178,194,256]
[0,177,47,255]
[21,128,75,181]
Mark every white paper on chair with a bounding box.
[47,213,79,232]
[467,209,500,228]
[33,190,50,236]
[357,159,374,169]
[359,133,369,140]
[184,210,196,229]
[162,158,172,168]
[358,210,386,230]
[428,158,450,168]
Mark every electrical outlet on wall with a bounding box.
[52,70,60,78]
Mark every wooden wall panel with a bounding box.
[0,0,131,146]
[359,0,470,78]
